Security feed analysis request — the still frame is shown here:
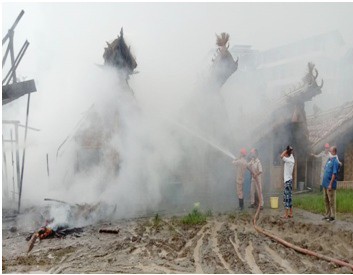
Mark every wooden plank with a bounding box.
[337,181,353,190]
[2,79,37,105]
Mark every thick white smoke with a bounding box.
[2,3,353,226]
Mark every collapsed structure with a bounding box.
[56,28,138,175]
[2,10,37,213]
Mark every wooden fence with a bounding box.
[337,181,353,190]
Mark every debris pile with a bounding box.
[26,219,83,253]
[25,199,116,253]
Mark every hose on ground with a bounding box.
[251,173,353,271]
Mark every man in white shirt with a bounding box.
[280,145,295,219]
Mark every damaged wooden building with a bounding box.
[252,62,324,193]
[307,101,353,189]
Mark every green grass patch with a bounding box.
[293,189,353,214]
[153,213,162,227]
[181,208,207,225]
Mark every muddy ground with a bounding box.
[2,208,353,274]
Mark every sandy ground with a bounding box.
[2,208,353,274]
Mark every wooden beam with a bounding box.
[10,130,16,201]
[2,120,20,124]
[2,10,24,45]
[14,124,21,192]
[18,93,31,213]
[3,41,29,85]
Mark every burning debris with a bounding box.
[211,32,239,87]
[26,220,83,253]
[103,27,137,80]
[24,199,117,253]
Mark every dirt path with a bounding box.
[2,209,353,274]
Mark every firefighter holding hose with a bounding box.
[248,148,264,210]
[232,148,248,210]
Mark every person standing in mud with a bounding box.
[248,148,264,210]
[311,143,330,191]
[280,146,295,219]
[322,146,339,222]
[232,148,248,210]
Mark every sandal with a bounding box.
[288,214,293,218]
[281,215,289,219]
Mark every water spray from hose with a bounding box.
[168,119,236,160]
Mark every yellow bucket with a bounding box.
[270,197,279,209]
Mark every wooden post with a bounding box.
[14,123,21,192]
[18,93,31,213]
[10,130,16,201]
[2,135,9,198]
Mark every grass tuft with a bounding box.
[181,207,207,225]
[152,213,162,228]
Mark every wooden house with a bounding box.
[307,101,353,189]
[252,63,324,193]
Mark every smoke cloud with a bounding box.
[2,3,353,226]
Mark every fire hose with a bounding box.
[251,173,353,271]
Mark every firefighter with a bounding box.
[248,148,264,210]
[232,148,248,210]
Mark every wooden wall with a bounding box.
[344,141,353,181]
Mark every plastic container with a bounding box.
[298,181,304,191]
[270,197,279,209]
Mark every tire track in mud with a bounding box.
[229,224,246,263]
[245,240,262,274]
[177,225,205,258]
[136,262,187,274]
[193,229,206,273]
[259,214,353,272]
[264,245,297,273]
[210,221,233,273]
[4,211,353,274]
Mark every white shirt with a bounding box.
[282,154,295,182]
